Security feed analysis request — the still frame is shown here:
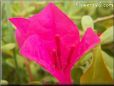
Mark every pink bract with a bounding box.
[9,3,100,84]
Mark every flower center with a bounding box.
[63,44,75,71]
[52,34,76,71]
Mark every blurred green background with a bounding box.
[1,0,114,85]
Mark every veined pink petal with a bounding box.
[9,3,80,83]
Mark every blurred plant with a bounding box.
[1,0,114,85]
[9,3,100,84]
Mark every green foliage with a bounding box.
[102,51,113,79]
[81,16,94,31]
[2,43,16,52]
[100,26,114,44]
[2,0,113,84]
[80,45,113,84]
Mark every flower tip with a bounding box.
[87,27,101,43]
[8,18,17,24]
[8,18,18,27]
[86,27,96,33]
[48,2,55,6]
[8,18,13,22]
[48,2,57,8]
[87,27,93,30]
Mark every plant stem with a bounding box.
[24,60,34,82]
[13,48,22,83]
[94,15,114,23]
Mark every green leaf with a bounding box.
[100,26,113,44]
[81,16,94,31]
[80,45,113,84]
[102,51,113,79]
[2,43,16,51]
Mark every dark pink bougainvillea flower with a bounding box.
[9,3,100,84]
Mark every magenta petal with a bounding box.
[9,18,30,29]
[70,28,100,67]
[9,18,31,47]
[20,34,52,68]
[9,18,54,48]
[79,28,100,55]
